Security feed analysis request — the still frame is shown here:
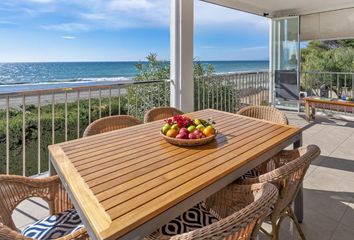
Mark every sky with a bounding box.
[0,0,269,62]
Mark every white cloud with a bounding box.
[42,23,89,32]
[6,0,268,32]
[240,46,268,51]
[23,0,53,3]
[61,36,76,39]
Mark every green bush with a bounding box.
[0,96,128,176]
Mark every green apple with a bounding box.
[171,124,180,132]
[194,119,201,125]
[162,124,171,135]
[187,125,196,133]
[196,124,205,131]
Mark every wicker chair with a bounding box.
[0,175,88,240]
[146,183,278,240]
[237,106,289,125]
[236,145,321,240]
[144,107,184,123]
[83,115,142,137]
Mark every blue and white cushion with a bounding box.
[151,202,220,237]
[21,209,84,240]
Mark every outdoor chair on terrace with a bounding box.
[83,115,142,137]
[144,106,184,123]
[236,145,321,240]
[0,175,88,240]
[146,183,278,240]
[237,106,289,125]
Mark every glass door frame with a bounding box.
[269,16,301,111]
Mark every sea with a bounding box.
[0,61,269,93]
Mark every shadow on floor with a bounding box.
[312,155,354,173]
[258,187,354,240]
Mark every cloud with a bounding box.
[61,35,76,39]
[2,0,268,32]
[42,23,89,32]
[240,46,268,51]
[0,20,15,25]
[25,0,53,3]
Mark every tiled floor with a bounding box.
[13,112,354,239]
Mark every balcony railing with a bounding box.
[301,71,354,98]
[0,80,169,177]
[195,71,269,112]
[0,71,270,177]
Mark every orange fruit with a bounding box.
[203,126,215,137]
[166,129,178,138]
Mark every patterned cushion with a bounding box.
[152,202,220,237]
[240,169,261,180]
[21,209,84,240]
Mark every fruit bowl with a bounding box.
[160,115,217,146]
[160,129,218,146]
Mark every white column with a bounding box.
[170,0,194,112]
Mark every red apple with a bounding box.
[194,130,202,138]
[188,133,197,139]
[176,134,184,139]
[180,128,189,134]
[179,131,189,139]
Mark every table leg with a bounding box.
[311,103,316,121]
[305,100,310,122]
[293,135,303,222]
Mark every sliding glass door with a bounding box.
[270,17,300,110]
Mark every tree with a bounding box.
[301,40,354,97]
[128,53,216,118]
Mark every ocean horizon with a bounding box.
[0,60,269,93]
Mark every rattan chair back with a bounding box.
[83,115,142,137]
[237,106,289,125]
[146,183,278,240]
[144,107,183,123]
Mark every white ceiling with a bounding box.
[202,0,354,17]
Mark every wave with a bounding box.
[0,76,133,86]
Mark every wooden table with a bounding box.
[305,97,354,121]
[49,109,302,240]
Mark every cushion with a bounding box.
[21,209,84,240]
[151,202,220,237]
[240,169,261,180]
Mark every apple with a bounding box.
[166,129,178,138]
[180,128,189,134]
[194,119,201,125]
[176,134,184,139]
[179,131,189,139]
[162,124,171,135]
[187,125,196,133]
[196,124,205,131]
[194,129,203,138]
[188,133,197,139]
[171,124,180,132]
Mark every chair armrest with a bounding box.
[0,222,31,240]
[0,175,73,230]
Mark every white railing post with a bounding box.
[170,0,194,112]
